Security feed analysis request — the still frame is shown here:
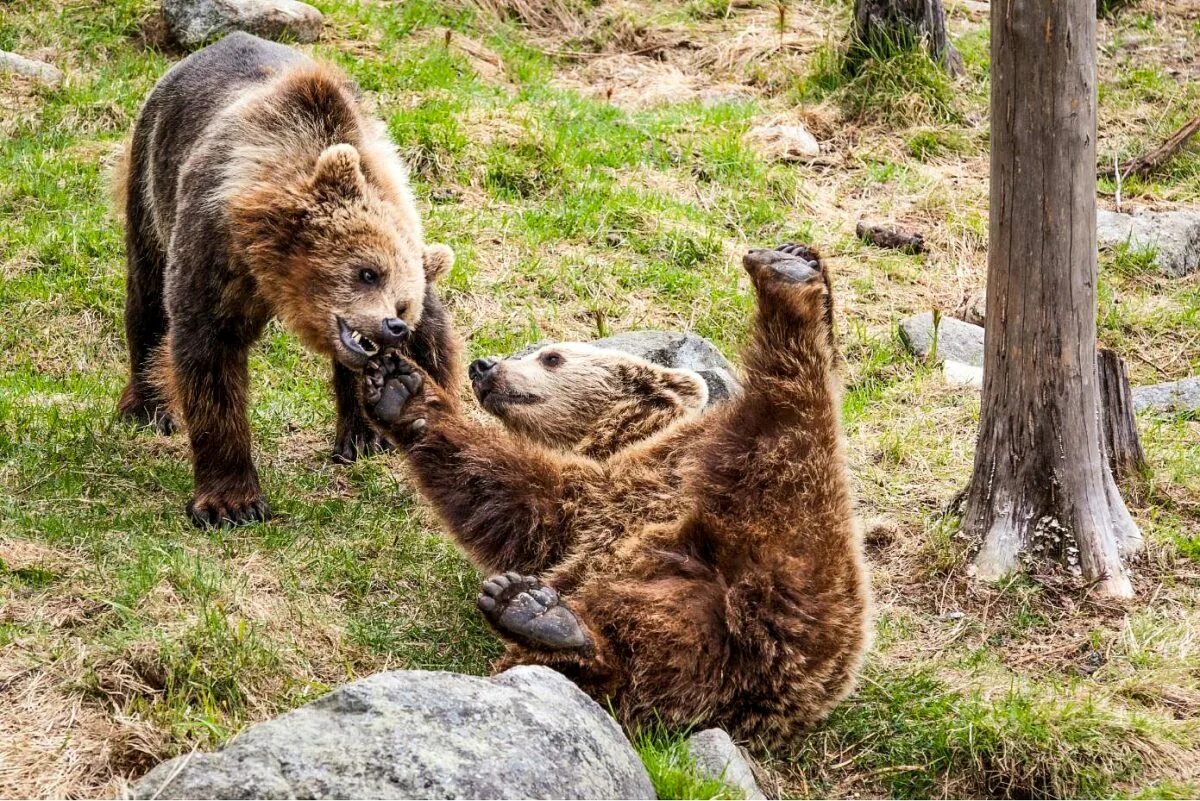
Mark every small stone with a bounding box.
[131,666,654,799]
[899,312,985,367]
[940,610,965,621]
[743,123,821,163]
[1131,376,1200,413]
[0,50,63,85]
[163,0,324,50]
[1096,208,1200,278]
[429,187,461,203]
[686,728,766,800]
[942,359,983,388]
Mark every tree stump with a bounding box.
[851,0,964,76]
[1098,349,1147,480]
[959,0,1142,597]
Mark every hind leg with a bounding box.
[117,159,175,434]
[332,360,393,463]
[477,572,591,650]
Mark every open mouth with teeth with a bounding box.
[336,316,380,368]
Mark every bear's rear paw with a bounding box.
[362,351,424,427]
[187,491,271,528]
[743,244,823,286]
[477,572,590,651]
[333,417,394,464]
[118,384,177,435]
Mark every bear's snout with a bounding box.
[379,317,410,345]
[469,358,498,382]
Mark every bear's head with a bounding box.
[229,143,454,370]
[468,343,708,454]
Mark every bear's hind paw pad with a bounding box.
[477,573,586,651]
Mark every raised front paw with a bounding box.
[333,416,394,464]
[362,351,425,429]
[477,572,589,651]
[187,489,271,528]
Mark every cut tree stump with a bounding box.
[1098,348,1147,480]
[856,221,926,253]
[851,0,964,76]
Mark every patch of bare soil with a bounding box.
[472,0,835,108]
[0,76,46,139]
[0,664,167,799]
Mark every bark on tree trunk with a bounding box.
[851,0,964,76]
[1098,349,1148,480]
[961,0,1141,598]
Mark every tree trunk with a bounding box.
[1098,349,1147,480]
[960,0,1141,598]
[851,0,964,76]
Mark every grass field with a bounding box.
[2,0,1199,797]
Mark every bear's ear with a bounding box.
[423,243,454,283]
[664,368,708,411]
[312,143,366,200]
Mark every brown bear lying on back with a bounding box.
[115,32,459,526]
[358,244,871,747]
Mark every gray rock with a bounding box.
[131,666,655,800]
[942,359,983,389]
[686,729,765,800]
[743,123,821,162]
[1131,376,1200,413]
[591,331,741,404]
[1096,208,1200,277]
[163,0,323,49]
[898,312,985,367]
[0,50,63,85]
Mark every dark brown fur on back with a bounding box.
[360,245,871,748]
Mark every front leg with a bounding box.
[332,360,394,463]
[170,331,270,527]
[358,351,599,574]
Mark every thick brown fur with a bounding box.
[359,244,871,748]
[115,33,461,527]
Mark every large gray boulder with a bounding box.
[164,0,324,49]
[130,666,655,800]
[1097,208,1200,277]
[686,729,765,800]
[1132,376,1200,414]
[591,331,741,404]
[898,312,985,367]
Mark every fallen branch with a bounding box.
[1103,114,1200,180]
[856,221,925,254]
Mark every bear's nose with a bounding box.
[469,358,498,381]
[380,317,410,344]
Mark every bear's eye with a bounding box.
[359,268,379,286]
[539,352,563,369]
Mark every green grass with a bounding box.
[2,0,1200,797]
[634,728,743,800]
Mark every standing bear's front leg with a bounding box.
[167,318,271,528]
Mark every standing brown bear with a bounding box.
[359,244,871,747]
[116,33,459,527]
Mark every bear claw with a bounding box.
[187,494,271,528]
[477,573,588,651]
[333,423,393,464]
